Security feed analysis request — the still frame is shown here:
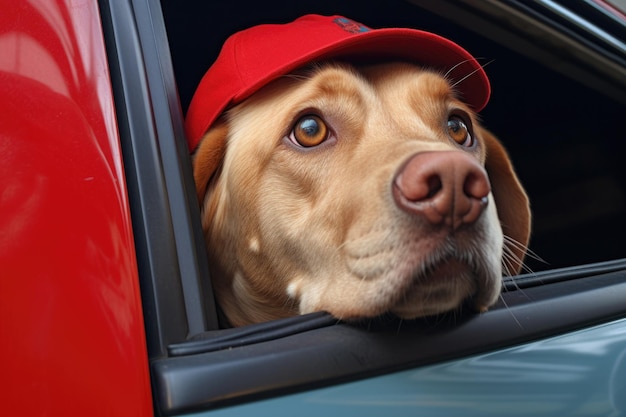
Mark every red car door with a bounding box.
[0,1,153,415]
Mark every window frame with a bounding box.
[99,0,219,360]
[415,0,626,104]
[152,263,626,415]
[99,0,626,414]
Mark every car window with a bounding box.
[163,0,625,274]
[101,0,626,414]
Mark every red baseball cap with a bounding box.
[185,14,491,152]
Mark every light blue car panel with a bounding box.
[188,318,626,417]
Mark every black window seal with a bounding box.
[164,259,626,358]
[504,258,626,289]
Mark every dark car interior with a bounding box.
[99,0,626,414]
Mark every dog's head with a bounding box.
[187,16,531,327]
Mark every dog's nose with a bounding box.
[393,151,491,229]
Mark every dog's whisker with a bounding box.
[521,248,547,265]
[503,234,547,270]
[502,235,527,261]
[501,247,526,278]
[498,292,524,329]
[281,73,312,82]
[395,318,404,335]
[500,247,518,274]
[499,245,534,313]
[450,59,495,89]
[443,58,475,79]
[502,234,531,254]
[500,240,535,304]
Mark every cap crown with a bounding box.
[185,14,490,151]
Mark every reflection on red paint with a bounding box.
[0,1,152,415]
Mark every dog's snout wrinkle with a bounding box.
[393,151,490,230]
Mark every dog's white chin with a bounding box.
[390,260,502,319]
[292,257,502,321]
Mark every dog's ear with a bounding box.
[192,119,228,204]
[481,128,531,274]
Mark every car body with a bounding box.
[1,0,625,416]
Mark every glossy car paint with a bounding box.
[1,1,624,416]
[0,1,153,415]
[191,318,626,417]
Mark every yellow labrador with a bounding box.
[192,62,530,327]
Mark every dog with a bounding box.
[191,60,530,327]
[186,15,531,327]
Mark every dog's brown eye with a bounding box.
[292,115,329,147]
[447,116,473,147]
